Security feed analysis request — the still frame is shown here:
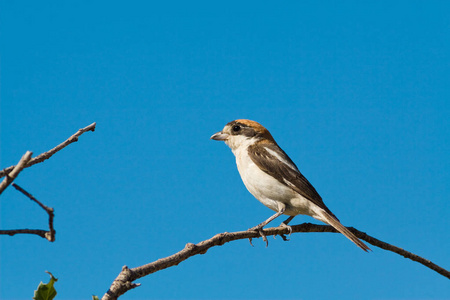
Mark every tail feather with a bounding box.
[317,210,371,252]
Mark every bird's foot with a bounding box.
[278,222,293,242]
[248,225,269,247]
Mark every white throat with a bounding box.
[225,136,259,154]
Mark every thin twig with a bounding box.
[0,229,49,239]
[0,123,95,241]
[0,122,96,179]
[0,151,32,195]
[101,224,449,300]
[11,183,56,241]
[0,184,56,241]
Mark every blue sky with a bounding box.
[1,1,449,299]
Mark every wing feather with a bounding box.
[248,143,338,219]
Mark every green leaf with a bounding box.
[33,271,58,300]
[92,296,100,300]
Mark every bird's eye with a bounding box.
[232,125,241,132]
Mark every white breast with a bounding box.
[232,144,314,217]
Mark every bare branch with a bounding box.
[0,151,32,195]
[0,184,56,241]
[102,224,449,300]
[0,122,96,241]
[0,229,49,239]
[0,122,96,179]
[15,184,55,241]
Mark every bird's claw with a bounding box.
[280,234,290,241]
[278,223,293,242]
[248,226,269,247]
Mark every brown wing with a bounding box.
[248,143,338,219]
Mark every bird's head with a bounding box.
[210,119,276,151]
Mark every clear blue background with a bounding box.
[1,1,449,299]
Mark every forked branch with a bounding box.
[0,122,96,241]
[0,184,56,241]
[0,151,32,195]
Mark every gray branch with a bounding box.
[102,224,449,300]
[0,122,96,241]
[0,151,32,195]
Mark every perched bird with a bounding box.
[211,119,370,251]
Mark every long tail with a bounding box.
[315,209,371,252]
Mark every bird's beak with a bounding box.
[210,131,229,141]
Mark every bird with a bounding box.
[210,119,370,251]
